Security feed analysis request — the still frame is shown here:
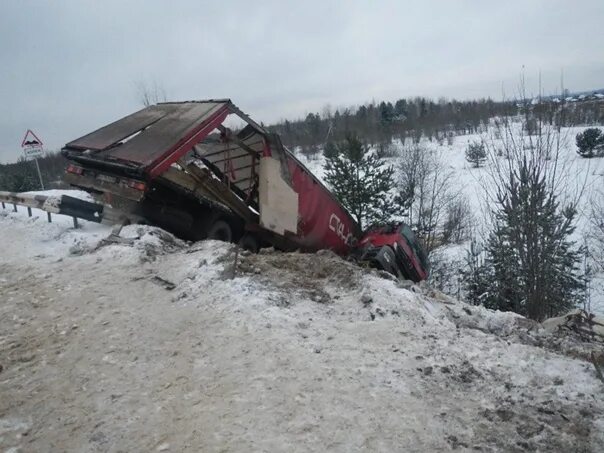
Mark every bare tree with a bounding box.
[396,145,459,253]
[442,196,473,244]
[136,79,167,107]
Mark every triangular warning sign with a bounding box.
[21,129,43,148]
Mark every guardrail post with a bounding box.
[27,207,32,217]
[13,204,17,212]
[47,212,52,223]
[73,217,79,229]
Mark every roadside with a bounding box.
[1,209,603,452]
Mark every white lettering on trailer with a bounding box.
[328,213,353,245]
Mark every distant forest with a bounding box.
[1,94,603,192]
[269,96,604,155]
[0,152,68,192]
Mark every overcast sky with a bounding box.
[1,0,603,162]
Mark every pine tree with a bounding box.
[483,154,583,320]
[576,128,604,158]
[465,141,486,167]
[323,136,395,229]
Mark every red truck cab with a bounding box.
[357,223,429,282]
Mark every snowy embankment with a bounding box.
[296,125,604,315]
[1,200,603,452]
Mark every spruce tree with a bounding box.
[465,142,487,167]
[576,128,604,158]
[323,136,395,229]
[483,155,583,320]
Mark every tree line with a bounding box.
[269,96,604,154]
[0,152,68,192]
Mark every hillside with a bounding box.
[1,201,604,452]
[294,123,604,315]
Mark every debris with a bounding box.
[230,246,240,279]
[541,309,604,341]
[150,276,176,290]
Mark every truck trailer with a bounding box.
[61,100,428,281]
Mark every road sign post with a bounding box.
[33,156,44,190]
[21,129,45,190]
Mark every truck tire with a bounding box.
[207,220,233,242]
[238,234,259,253]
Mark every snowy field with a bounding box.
[296,124,604,315]
[1,203,603,452]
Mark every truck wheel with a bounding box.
[207,220,232,242]
[239,234,259,253]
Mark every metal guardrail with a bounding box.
[0,191,123,227]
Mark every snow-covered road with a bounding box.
[1,207,603,452]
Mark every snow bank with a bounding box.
[1,186,604,452]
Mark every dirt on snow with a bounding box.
[1,210,603,452]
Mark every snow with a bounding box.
[20,189,94,201]
[294,124,604,315]
[1,207,603,451]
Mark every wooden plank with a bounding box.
[160,167,223,205]
[181,162,256,222]
[217,125,261,157]
[107,103,224,166]
[65,105,171,151]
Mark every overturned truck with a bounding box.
[62,100,429,281]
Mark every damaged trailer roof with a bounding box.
[62,100,265,177]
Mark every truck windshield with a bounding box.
[399,224,429,270]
